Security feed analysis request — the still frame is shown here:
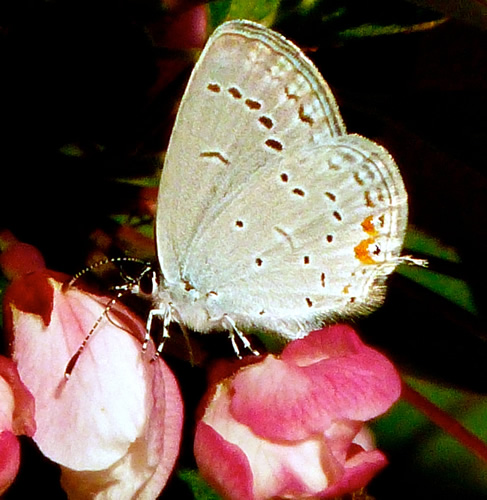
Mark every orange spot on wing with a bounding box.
[361,216,378,236]
[354,238,378,265]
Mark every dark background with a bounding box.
[1,0,486,498]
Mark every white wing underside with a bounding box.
[155,20,408,340]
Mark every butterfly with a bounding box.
[142,19,410,355]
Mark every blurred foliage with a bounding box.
[0,0,486,498]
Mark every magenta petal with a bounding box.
[0,241,46,280]
[195,422,255,500]
[319,449,387,499]
[0,431,20,495]
[0,356,35,495]
[0,356,35,437]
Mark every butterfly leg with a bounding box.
[223,315,260,358]
[157,306,173,355]
[143,305,172,355]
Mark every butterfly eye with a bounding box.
[138,268,157,297]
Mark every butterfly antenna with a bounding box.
[64,257,155,379]
[68,256,150,288]
[64,291,124,380]
[398,255,428,267]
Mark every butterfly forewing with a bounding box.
[157,20,346,280]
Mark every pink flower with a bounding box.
[194,325,402,500]
[0,356,36,495]
[146,2,208,101]
[0,239,183,498]
[155,3,208,50]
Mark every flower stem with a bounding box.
[401,379,487,463]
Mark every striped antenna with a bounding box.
[64,256,153,379]
[64,291,125,379]
[68,256,150,288]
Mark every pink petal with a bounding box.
[196,326,398,499]
[323,420,364,465]
[231,326,401,441]
[11,278,155,470]
[197,380,335,500]
[139,356,184,496]
[0,376,14,431]
[60,358,184,498]
[304,346,401,423]
[3,240,184,497]
[230,356,316,441]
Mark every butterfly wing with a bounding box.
[156,20,408,339]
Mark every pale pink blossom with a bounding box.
[1,240,183,498]
[195,325,401,500]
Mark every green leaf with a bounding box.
[208,0,281,30]
[59,143,85,158]
[406,0,487,29]
[399,265,477,315]
[338,19,446,39]
[207,0,233,29]
[110,214,153,239]
[400,227,477,314]
[404,227,461,262]
[178,468,222,500]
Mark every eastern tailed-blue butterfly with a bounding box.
[144,19,410,354]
